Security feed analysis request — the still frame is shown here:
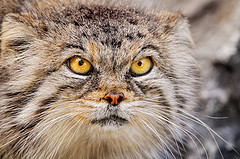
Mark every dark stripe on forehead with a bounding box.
[128,18,138,25]
[111,39,122,49]
[133,44,159,61]
[141,45,159,51]
[74,21,83,27]
[60,4,141,24]
[99,38,122,49]
[112,60,117,73]
[66,43,85,51]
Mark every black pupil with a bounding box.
[137,61,142,66]
[78,60,84,66]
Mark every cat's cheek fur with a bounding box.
[29,113,166,158]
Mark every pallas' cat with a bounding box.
[0,0,199,158]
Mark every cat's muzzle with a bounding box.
[91,114,128,127]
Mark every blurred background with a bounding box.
[173,0,239,158]
[137,0,240,158]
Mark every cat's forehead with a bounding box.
[46,5,161,64]
[55,4,148,27]
[55,5,155,41]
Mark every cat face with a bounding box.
[0,2,199,158]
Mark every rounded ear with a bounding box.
[159,11,195,48]
[1,13,47,55]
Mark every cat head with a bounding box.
[0,2,199,158]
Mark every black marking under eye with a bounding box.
[156,88,169,107]
[58,85,75,91]
[66,43,85,51]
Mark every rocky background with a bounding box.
[137,0,240,158]
[163,0,240,158]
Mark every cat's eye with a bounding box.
[68,56,92,75]
[130,57,153,76]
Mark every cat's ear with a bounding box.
[159,11,189,31]
[1,13,47,54]
[158,11,194,47]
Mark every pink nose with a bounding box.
[104,92,125,106]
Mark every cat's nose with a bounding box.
[104,91,125,106]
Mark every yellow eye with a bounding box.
[68,56,92,75]
[130,57,153,76]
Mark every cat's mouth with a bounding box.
[91,115,128,127]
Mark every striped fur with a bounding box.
[0,0,199,158]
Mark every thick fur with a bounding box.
[0,0,199,158]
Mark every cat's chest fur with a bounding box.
[0,0,199,158]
